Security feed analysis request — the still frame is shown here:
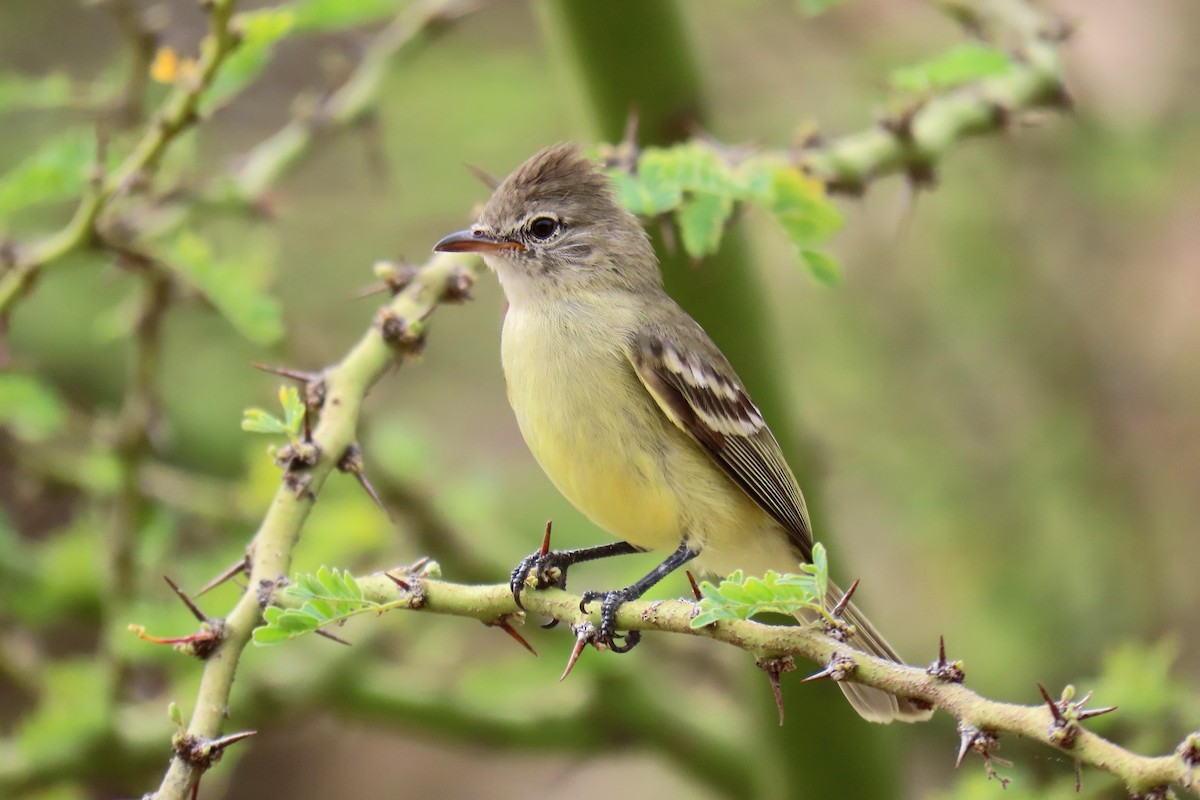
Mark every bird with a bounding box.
[433,143,929,722]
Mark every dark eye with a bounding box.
[528,216,558,240]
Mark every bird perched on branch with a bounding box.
[434,143,929,722]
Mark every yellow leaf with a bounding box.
[150,46,179,83]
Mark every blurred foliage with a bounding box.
[1,0,1198,799]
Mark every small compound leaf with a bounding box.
[164,230,284,345]
[889,42,1014,94]
[0,129,95,218]
[292,0,404,32]
[676,191,733,259]
[205,8,295,110]
[801,248,842,286]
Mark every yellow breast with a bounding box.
[500,302,683,551]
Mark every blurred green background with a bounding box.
[2,0,1198,798]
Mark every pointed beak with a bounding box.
[433,229,524,254]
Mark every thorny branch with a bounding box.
[0,0,239,316]
[280,573,1200,799]
[147,252,480,800]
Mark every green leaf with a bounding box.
[609,168,682,217]
[676,191,733,259]
[765,166,844,249]
[280,386,305,434]
[690,565,826,629]
[889,42,1014,94]
[801,248,842,286]
[164,230,284,345]
[206,8,296,110]
[291,0,405,32]
[0,129,94,218]
[253,567,382,645]
[251,625,294,645]
[0,72,74,112]
[0,373,67,440]
[805,542,829,604]
[240,407,289,434]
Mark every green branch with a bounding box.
[147,251,480,800]
[279,572,1200,798]
[229,0,473,202]
[0,0,239,316]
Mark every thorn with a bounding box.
[314,628,351,646]
[352,280,390,299]
[801,652,855,683]
[1074,758,1082,793]
[956,724,976,769]
[465,163,500,190]
[830,578,859,619]
[384,571,411,591]
[206,730,257,754]
[251,362,319,384]
[337,443,394,522]
[757,656,796,726]
[485,617,537,657]
[539,519,553,557]
[939,634,947,665]
[354,471,393,522]
[1077,704,1118,721]
[767,670,785,725]
[685,570,702,601]
[1038,682,1064,722]
[559,625,591,682]
[164,575,207,622]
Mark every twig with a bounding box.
[147,252,480,800]
[230,0,477,201]
[0,0,240,316]
[306,574,1198,798]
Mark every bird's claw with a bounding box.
[509,549,572,611]
[579,588,642,653]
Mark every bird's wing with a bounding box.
[626,330,814,560]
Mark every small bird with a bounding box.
[434,143,929,723]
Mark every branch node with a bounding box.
[956,723,1010,787]
[173,729,257,772]
[1178,731,1200,769]
[370,260,420,296]
[376,307,427,352]
[928,634,966,683]
[801,651,856,683]
[439,266,475,304]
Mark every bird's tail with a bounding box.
[808,582,933,724]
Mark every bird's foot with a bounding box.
[578,587,643,653]
[510,549,574,612]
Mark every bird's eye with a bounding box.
[528,216,559,240]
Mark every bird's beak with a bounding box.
[433,229,524,254]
